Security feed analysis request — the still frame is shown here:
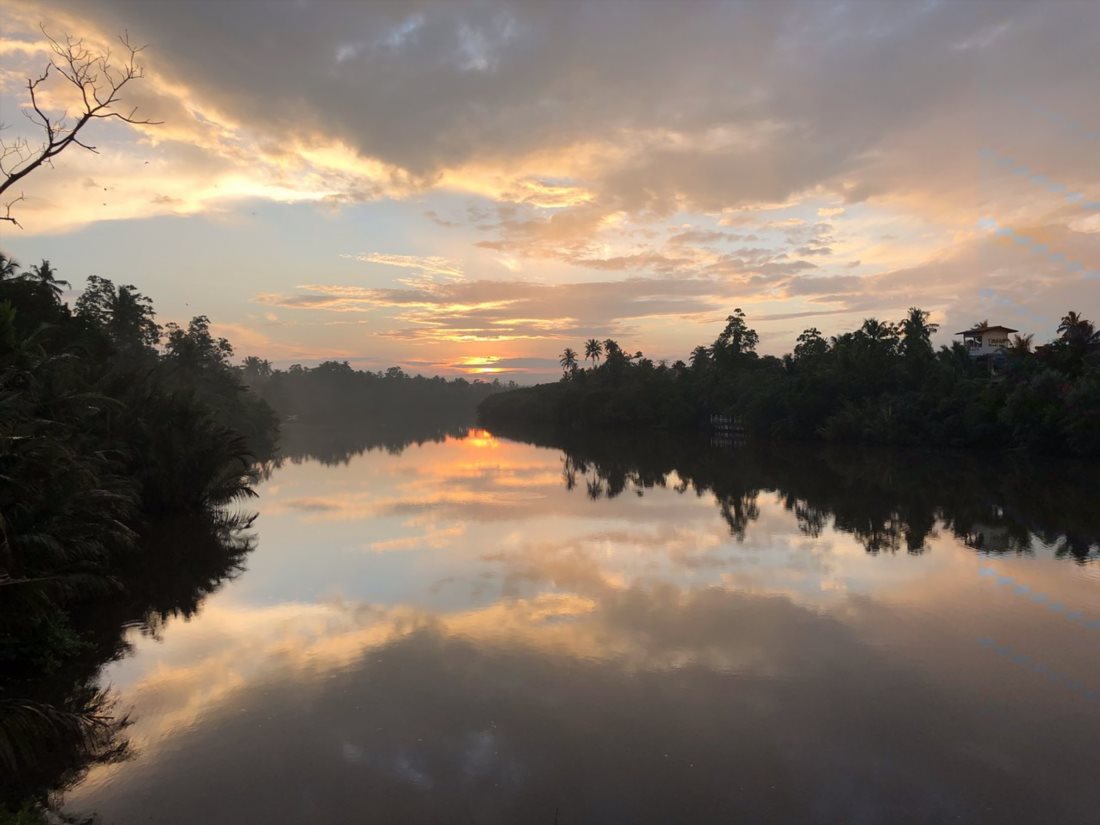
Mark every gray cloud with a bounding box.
[8,0,1098,355]
[44,0,1100,211]
[255,276,729,343]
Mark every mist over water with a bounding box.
[59,430,1100,824]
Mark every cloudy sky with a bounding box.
[1,0,1097,379]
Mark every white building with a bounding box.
[955,324,1018,358]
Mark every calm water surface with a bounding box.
[62,429,1100,824]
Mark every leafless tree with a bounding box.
[0,27,161,228]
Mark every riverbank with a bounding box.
[478,309,1100,455]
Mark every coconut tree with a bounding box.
[1057,311,1097,346]
[689,345,711,370]
[584,338,602,368]
[559,347,578,378]
[0,253,18,280]
[1007,333,1034,358]
[899,307,937,360]
[28,260,70,298]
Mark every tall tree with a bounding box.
[559,347,578,378]
[584,338,603,367]
[28,260,70,298]
[793,328,828,362]
[1058,311,1097,346]
[164,315,233,371]
[899,307,938,361]
[713,309,759,356]
[0,254,18,280]
[74,275,160,352]
[689,345,711,370]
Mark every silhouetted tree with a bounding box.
[1058,311,1097,348]
[584,338,602,368]
[0,29,160,228]
[74,275,160,353]
[27,260,69,297]
[559,347,578,378]
[712,308,759,362]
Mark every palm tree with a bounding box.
[29,260,70,298]
[0,253,18,280]
[584,338,602,367]
[859,318,899,344]
[899,307,937,359]
[559,347,578,378]
[1057,311,1097,345]
[689,345,711,369]
[1007,333,1033,357]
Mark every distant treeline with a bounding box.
[478,308,1100,455]
[240,358,511,431]
[0,253,276,820]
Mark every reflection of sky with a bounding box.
[69,432,1100,824]
[233,432,948,612]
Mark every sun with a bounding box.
[457,355,506,376]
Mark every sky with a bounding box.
[0,0,1098,380]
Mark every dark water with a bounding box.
[58,429,1100,824]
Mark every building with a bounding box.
[955,324,1018,358]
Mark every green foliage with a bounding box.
[480,307,1100,456]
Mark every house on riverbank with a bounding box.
[955,324,1018,358]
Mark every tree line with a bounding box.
[240,357,512,436]
[479,307,1100,455]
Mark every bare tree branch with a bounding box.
[1,194,26,229]
[0,25,162,227]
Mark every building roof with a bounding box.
[955,325,1019,336]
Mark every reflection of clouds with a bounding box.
[65,433,1100,823]
[367,524,466,553]
[256,432,936,605]
[71,570,1100,824]
[278,488,548,522]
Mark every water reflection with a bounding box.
[270,418,478,468]
[1,512,255,817]
[546,432,1100,561]
[53,430,1100,824]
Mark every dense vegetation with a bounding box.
[0,254,276,821]
[479,308,1100,455]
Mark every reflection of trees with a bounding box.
[505,428,1100,561]
[0,511,255,818]
[718,493,760,540]
[266,421,475,470]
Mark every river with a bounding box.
[57,428,1100,824]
